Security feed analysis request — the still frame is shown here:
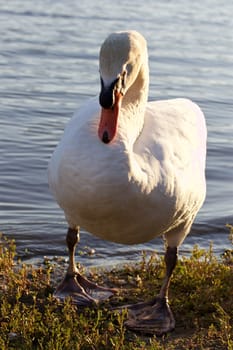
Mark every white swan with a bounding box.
[48,30,207,335]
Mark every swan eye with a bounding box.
[121,70,127,90]
[116,70,127,95]
[113,73,126,95]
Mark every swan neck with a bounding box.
[120,60,149,145]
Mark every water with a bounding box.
[1,0,233,267]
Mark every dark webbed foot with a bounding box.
[54,227,117,306]
[116,246,178,336]
[54,272,117,306]
[124,297,175,336]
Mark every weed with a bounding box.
[0,231,232,349]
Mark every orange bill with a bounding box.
[98,91,123,144]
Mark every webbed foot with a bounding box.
[124,297,175,336]
[54,272,117,306]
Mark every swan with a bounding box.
[48,30,207,335]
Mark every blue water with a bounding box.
[0,0,232,267]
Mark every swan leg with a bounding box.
[54,227,117,305]
[124,246,177,335]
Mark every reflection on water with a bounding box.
[0,0,232,266]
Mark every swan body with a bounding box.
[48,30,207,335]
[49,97,206,246]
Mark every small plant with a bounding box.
[0,232,232,349]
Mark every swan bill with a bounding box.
[98,90,123,143]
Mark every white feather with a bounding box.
[48,31,206,247]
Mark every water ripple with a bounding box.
[1,0,232,265]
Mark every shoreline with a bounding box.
[1,232,232,349]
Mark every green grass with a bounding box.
[0,228,232,350]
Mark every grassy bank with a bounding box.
[0,231,232,350]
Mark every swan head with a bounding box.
[98,31,147,144]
